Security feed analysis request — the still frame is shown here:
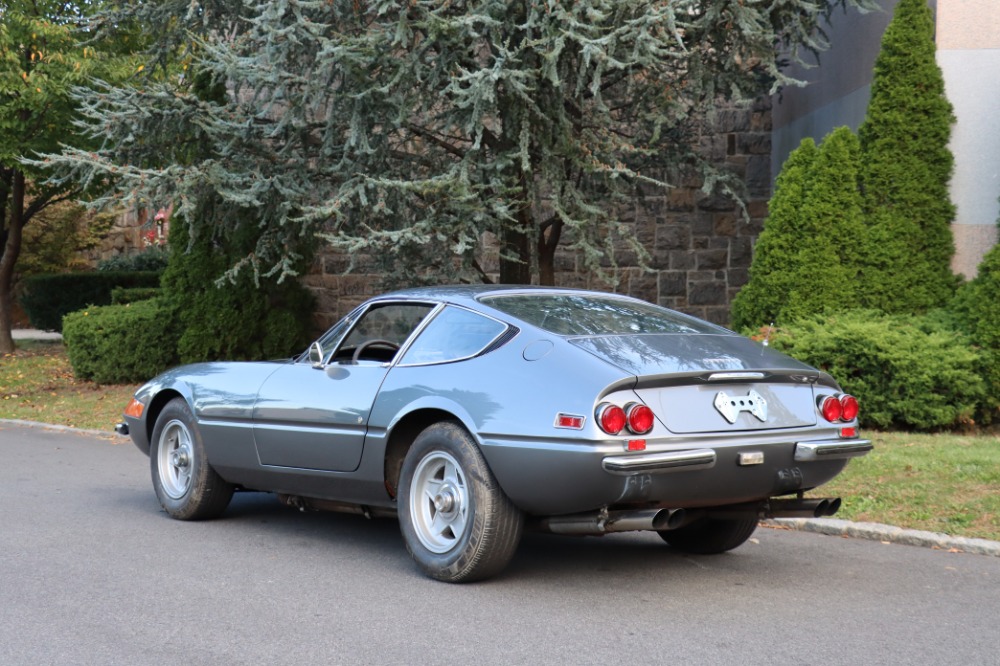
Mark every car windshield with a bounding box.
[480,293,726,336]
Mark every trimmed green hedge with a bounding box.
[62,299,180,384]
[770,310,985,431]
[97,246,170,272]
[111,286,161,305]
[19,271,162,332]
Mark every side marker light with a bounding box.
[555,413,585,430]
[124,398,145,418]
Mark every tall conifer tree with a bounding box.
[858,0,956,311]
[731,127,865,328]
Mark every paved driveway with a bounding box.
[1,424,998,665]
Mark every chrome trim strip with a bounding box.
[794,439,873,461]
[602,449,717,475]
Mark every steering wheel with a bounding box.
[351,339,400,363]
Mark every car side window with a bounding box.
[333,303,435,363]
[399,306,507,366]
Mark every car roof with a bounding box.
[373,284,635,308]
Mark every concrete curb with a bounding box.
[3,418,999,557]
[764,518,1000,558]
[0,418,124,440]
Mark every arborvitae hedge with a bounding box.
[952,239,1000,423]
[730,139,818,329]
[162,217,315,364]
[731,128,865,329]
[858,0,957,311]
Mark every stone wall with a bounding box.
[79,208,159,266]
[305,100,771,331]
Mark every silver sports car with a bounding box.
[118,286,872,582]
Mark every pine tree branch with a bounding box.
[407,125,468,160]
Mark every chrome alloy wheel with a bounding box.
[409,451,470,554]
[157,419,194,499]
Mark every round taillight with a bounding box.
[819,396,842,422]
[625,403,655,435]
[840,394,859,421]
[596,403,626,435]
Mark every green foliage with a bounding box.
[858,0,957,311]
[51,0,874,288]
[62,299,180,384]
[16,202,115,275]
[162,216,314,364]
[110,286,160,305]
[951,240,1000,423]
[731,127,865,328]
[97,246,170,272]
[770,311,985,431]
[1,0,143,352]
[18,271,161,331]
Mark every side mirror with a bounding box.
[308,341,325,368]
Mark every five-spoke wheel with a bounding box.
[150,398,234,520]
[398,422,523,582]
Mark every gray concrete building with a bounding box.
[772,0,1000,278]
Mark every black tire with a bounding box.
[149,397,234,520]
[398,422,523,583]
[658,517,759,554]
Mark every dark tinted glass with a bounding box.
[481,294,725,336]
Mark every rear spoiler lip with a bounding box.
[631,368,840,391]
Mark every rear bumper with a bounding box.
[794,439,873,461]
[480,431,872,516]
[602,449,716,474]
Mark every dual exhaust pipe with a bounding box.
[533,497,841,536]
[767,497,841,519]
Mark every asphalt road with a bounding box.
[1,424,998,666]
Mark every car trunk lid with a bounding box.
[570,334,820,433]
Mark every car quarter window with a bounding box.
[399,306,507,365]
[333,302,436,363]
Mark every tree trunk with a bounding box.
[537,217,563,287]
[0,170,26,354]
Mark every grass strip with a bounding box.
[1,340,137,432]
[823,430,1000,542]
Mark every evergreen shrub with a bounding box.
[97,246,170,272]
[62,299,180,384]
[770,310,985,431]
[19,271,162,332]
[951,241,1000,423]
[111,286,161,305]
[731,127,865,329]
[858,0,957,312]
[163,218,315,363]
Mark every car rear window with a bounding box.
[480,294,726,336]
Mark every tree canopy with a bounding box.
[49,0,874,291]
[0,0,139,351]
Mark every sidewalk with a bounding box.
[11,329,62,341]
